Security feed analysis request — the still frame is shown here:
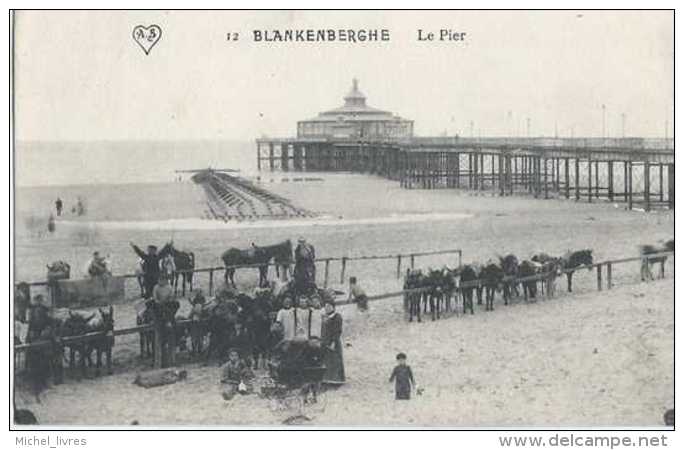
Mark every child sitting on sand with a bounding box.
[220,349,254,400]
[389,352,415,400]
[348,276,368,311]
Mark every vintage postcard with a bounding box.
[10,10,674,432]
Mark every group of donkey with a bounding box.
[403,249,594,322]
[135,239,293,297]
[135,282,312,370]
[28,286,278,385]
[25,237,673,385]
[24,306,116,388]
[20,239,295,384]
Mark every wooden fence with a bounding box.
[14,250,672,375]
[14,248,463,302]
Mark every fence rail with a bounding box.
[14,251,672,356]
[15,248,463,295]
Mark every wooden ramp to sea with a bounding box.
[191,169,316,221]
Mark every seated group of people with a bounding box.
[218,293,346,400]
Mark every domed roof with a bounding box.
[303,78,404,122]
[343,78,366,107]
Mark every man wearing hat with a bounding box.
[130,241,173,299]
[294,237,317,295]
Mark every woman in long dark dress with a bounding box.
[321,301,345,385]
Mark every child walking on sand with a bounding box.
[348,276,369,312]
[389,352,415,400]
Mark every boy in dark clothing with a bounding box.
[389,352,415,400]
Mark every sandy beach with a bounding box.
[15,278,673,427]
[13,174,674,427]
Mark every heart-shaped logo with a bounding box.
[132,25,162,55]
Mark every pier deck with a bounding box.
[256,136,674,211]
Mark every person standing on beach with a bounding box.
[76,197,86,216]
[188,289,206,357]
[152,276,178,367]
[307,295,324,340]
[47,214,56,234]
[26,295,58,394]
[321,301,345,385]
[293,297,311,340]
[55,198,63,216]
[274,296,296,342]
[294,237,316,295]
[389,353,415,400]
[130,242,172,299]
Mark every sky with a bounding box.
[13,10,674,142]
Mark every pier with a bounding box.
[256,80,674,211]
[191,169,315,220]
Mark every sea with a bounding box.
[15,140,258,187]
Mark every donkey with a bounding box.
[86,306,115,377]
[480,262,504,311]
[560,250,593,293]
[424,268,451,321]
[168,245,196,296]
[531,253,563,298]
[457,264,480,315]
[222,240,293,288]
[518,260,542,301]
[499,254,520,305]
[639,240,673,281]
[60,311,96,379]
[245,290,277,369]
[404,269,425,322]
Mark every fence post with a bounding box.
[153,325,163,369]
[167,325,176,367]
[208,269,214,296]
[410,254,415,269]
[340,257,347,284]
[324,260,330,288]
[596,264,603,291]
[396,255,402,279]
[607,263,613,289]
